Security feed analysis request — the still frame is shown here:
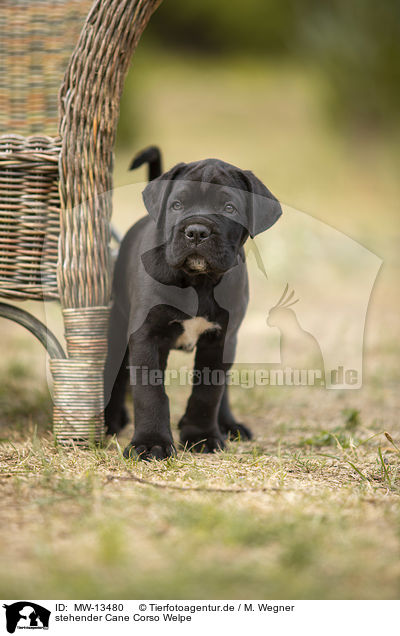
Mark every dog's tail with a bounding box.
[129,145,162,181]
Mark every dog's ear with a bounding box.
[242,170,282,238]
[142,162,186,224]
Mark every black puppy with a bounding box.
[104,147,282,459]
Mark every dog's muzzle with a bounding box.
[166,213,241,276]
[168,217,215,272]
[182,222,212,271]
[184,223,212,246]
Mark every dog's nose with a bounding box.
[184,223,211,245]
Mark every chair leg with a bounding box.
[49,306,110,446]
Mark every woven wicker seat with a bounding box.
[0,0,162,443]
[0,134,61,299]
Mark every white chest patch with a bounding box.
[174,317,221,352]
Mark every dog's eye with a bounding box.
[224,203,236,213]
[171,200,183,211]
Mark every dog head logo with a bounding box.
[2,602,50,633]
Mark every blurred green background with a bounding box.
[117,0,400,146]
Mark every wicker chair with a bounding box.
[0,0,162,444]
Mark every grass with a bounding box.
[299,408,362,448]
[0,369,399,600]
[0,362,52,436]
[1,53,400,600]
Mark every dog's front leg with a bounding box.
[124,334,175,460]
[218,384,253,441]
[179,332,228,453]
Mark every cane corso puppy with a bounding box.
[104,147,282,460]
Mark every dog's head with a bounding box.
[142,158,282,276]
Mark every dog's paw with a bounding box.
[219,421,253,441]
[179,420,225,453]
[123,438,176,461]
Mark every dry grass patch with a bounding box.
[1,407,399,599]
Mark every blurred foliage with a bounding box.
[300,0,400,129]
[148,0,301,55]
[139,0,400,131]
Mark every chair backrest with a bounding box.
[0,0,163,305]
[0,0,93,136]
[0,0,93,301]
